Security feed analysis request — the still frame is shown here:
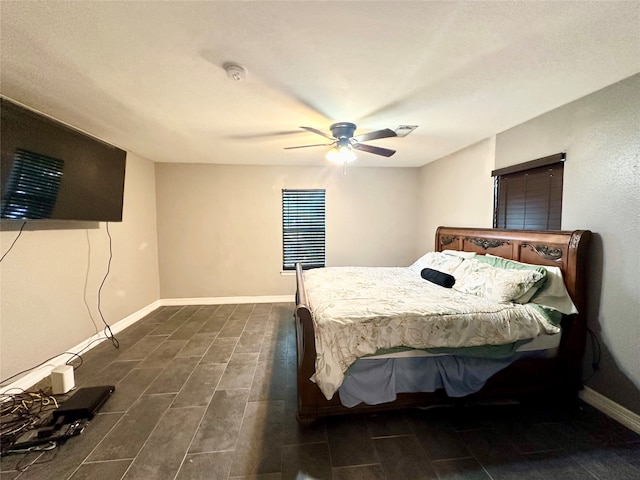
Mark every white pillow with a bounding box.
[530,265,578,314]
[453,258,546,303]
[408,251,464,274]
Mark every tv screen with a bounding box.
[1,98,126,221]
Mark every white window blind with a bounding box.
[282,189,326,270]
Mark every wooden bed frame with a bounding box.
[294,226,592,425]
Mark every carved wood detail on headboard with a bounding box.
[469,238,509,250]
[522,243,563,262]
[440,235,458,246]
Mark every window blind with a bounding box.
[494,160,564,230]
[282,189,326,270]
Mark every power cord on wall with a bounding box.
[0,352,80,388]
[98,222,119,349]
[583,326,602,383]
[0,222,120,388]
[0,221,27,263]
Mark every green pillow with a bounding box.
[474,254,548,303]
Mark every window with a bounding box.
[282,189,326,270]
[493,153,564,230]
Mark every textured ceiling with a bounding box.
[1,1,639,167]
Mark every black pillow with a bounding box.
[421,268,455,288]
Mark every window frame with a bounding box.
[282,188,326,271]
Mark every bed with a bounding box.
[293,226,591,424]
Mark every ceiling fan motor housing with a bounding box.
[330,122,357,139]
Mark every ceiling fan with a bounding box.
[284,122,397,161]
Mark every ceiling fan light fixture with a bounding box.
[326,145,356,164]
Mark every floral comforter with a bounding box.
[304,266,560,400]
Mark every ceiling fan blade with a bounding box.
[284,142,334,150]
[300,126,335,141]
[353,143,396,157]
[353,128,397,142]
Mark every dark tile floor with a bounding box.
[1,303,639,479]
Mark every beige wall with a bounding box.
[155,164,419,298]
[0,152,160,382]
[495,74,640,414]
[415,138,495,257]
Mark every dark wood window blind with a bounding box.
[493,153,564,230]
[282,189,326,270]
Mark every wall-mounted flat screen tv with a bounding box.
[1,98,126,221]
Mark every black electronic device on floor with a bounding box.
[52,385,115,422]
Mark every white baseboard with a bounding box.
[110,300,163,335]
[0,300,162,396]
[160,295,295,306]
[1,295,293,395]
[580,386,640,434]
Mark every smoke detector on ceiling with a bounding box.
[224,63,247,82]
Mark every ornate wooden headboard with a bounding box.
[435,226,592,321]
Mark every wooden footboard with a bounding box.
[294,262,321,425]
[294,227,592,424]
